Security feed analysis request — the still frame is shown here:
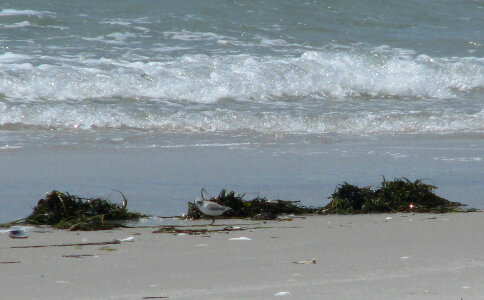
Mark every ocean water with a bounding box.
[0,0,483,222]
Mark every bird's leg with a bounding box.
[210,216,215,225]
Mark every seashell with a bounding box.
[292,259,316,264]
[228,237,251,241]
[8,227,29,239]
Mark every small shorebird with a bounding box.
[195,197,231,225]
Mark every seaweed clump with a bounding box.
[323,178,464,214]
[187,189,319,220]
[26,190,143,230]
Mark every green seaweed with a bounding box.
[25,190,144,230]
[3,177,473,231]
[187,179,467,219]
[186,189,320,220]
[323,177,465,214]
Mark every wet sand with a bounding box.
[1,212,483,299]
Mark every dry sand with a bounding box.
[1,213,483,299]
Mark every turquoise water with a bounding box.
[0,0,482,221]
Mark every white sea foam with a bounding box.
[1,49,482,103]
[163,30,232,42]
[0,101,482,135]
[2,21,33,28]
[0,47,482,135]
[0,144,23,150]
[0,8,55,17]
[82,36,106,42]
[0,52,30,63]
[82,32,139,44]
[105,31,138,43]
[99,20,132,26]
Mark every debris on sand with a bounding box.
[8,227,29,239]
[1,177,472,231]
[25,190,144,230]
[187,179,468,220]
[186,189,320,220]
[292,259,316,264]
[323,177,465,214]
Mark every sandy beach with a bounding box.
[1,2,482,299]
[1,212,483,299]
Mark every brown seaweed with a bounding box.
[62,254,96,258]
[152,225,247,235]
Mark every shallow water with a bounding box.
[1,134,482,222]
[0,0,482,221]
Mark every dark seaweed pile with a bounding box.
[26,190,143,230]
[1,177,470,231]
[186,189,320,220]
[188,178,466,219]
[323,178,464,214]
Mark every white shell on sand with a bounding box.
[228,237,251,241]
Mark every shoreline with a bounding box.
[2,212,483,299]
[1,133,483,222]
